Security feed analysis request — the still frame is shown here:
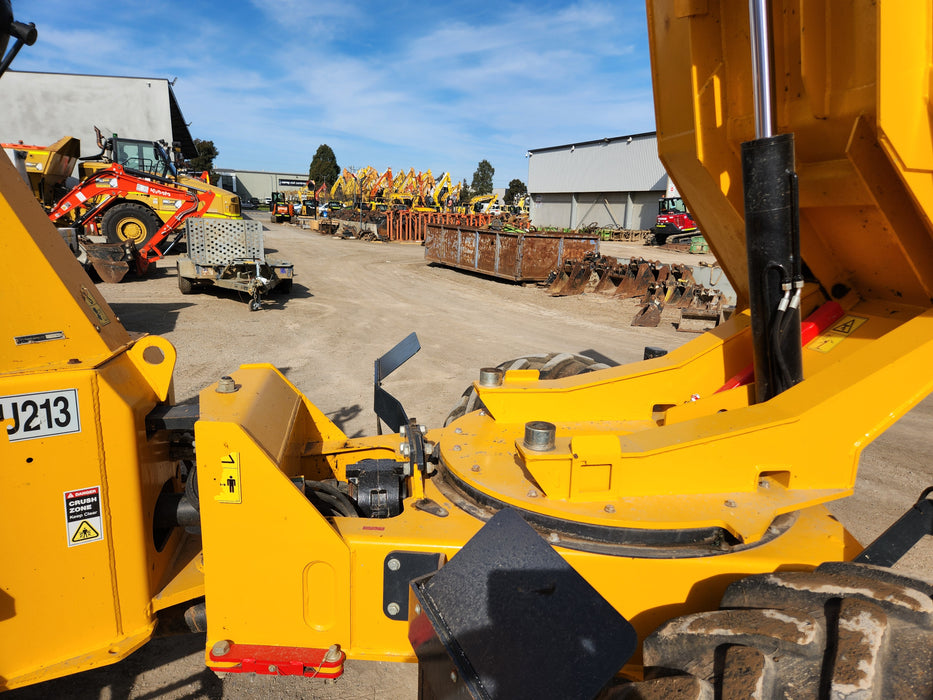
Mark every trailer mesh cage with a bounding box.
[185,218,264,266]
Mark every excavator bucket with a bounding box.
[616,262,654,298]
[631,298,663,327]
[678,308,720,333]
[84,241,136,284]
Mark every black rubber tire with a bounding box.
[444,352,612,427]
[101,202,162,246]
[610,562,933,699]
[177,274,195,295]
[271,213,278,224]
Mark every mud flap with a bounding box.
[408,508,636,700]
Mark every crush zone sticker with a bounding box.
[65,486,104,547]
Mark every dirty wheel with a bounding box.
[101,202,162,246]
[444,352,612,427]
[177,268,195,295]
[612,562,933,699]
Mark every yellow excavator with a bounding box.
[2,1,933,697]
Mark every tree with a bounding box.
[471,159,494,195]
[459,178,472,206]
[308,144,340,191]
[189,138,218,176]
[504,178,527,206]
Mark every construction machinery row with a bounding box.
[3,1,933,698]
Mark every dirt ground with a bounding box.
[10,214,932,699]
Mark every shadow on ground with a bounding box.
[110,302,195,335]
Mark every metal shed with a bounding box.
[527,132,668,231]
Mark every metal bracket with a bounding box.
[382,551,444,621]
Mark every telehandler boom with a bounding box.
[1,1,933,698]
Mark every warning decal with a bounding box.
[215,452,242,504]
[808,315,869,354]
[64,486,104,547]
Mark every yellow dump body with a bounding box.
[647,1,933,310]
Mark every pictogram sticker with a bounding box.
[64,486,104,546]
[216,452,242,504]
[72,520,100,542]
[808,315,869,354]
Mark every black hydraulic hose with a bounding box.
[305,480,358,517]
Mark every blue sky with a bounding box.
[12,1,655,188]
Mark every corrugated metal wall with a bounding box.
[527,133,668,230]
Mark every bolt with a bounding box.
[450,671,459,683]
[604,504,616,513]
[387,557,401,571]
[387,602,401,616]
[399,442,411,457]
[211,640,231,657]
[527,489,538,498]
[724,499,737,508]
[454,427,463,434]
[414,604,422,615]
[418,424,427,435]
[268,664,277,673]
[523,421,556,451]
[324,644,342,663]
[400,425,408,437]
[216,376,237,394]
[453,445,461,452]
[758,479,770,489]
[471,464,480,472]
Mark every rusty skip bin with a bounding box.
[424,224,599,282]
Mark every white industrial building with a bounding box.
[214,169,310,204]
[527,132,668,230]
[0,70,197,159]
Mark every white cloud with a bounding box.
[8,0,656,186]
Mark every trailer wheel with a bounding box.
[176,262,196,295]
[177,274,195,295]
[610,562,933,699]
[444,352,612,426]
[101,202,162,247]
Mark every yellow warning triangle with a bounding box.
[72,520,100,542]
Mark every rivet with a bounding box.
[724,499,737,508]
[387,557,401,571]
[268,664,277,673]
[527,489,538,498]
[604,504,616,513]
[471,464,480,472]
[387,602,401,616]
[450,671,459,683]
[453,445,461,452]
[414,604,422,615]
[454,427,463,434]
